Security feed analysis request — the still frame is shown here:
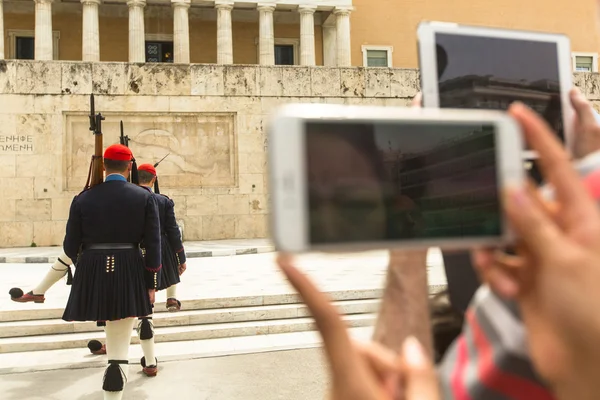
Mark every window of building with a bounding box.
[255,38,300,65]
[16,37,34,60]
[572,52,598,72]
[275,44,294,65]
[8,29,60,60]
[362,45,393,67]
[145,41,174,63]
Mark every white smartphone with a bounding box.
[417,21,574,160]
[267,104,525,254]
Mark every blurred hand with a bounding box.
[411,92,422,108]
[472,103,600,399]
[569,87,600,159]
[178,262,187,276]
[277,254,440,400]
[148,289,156,304]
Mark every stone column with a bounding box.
[0,0,5,59]
[257,4,275,65]
[127,0,146,63]
[34,0,54,60]
[215,2,233,64]
[81,0,101,61]
[298,5,316,66]
[172,0,190,63]
[334,7,352,67]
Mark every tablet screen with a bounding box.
[434,33,564,145]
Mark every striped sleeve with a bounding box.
[437,287,556,400]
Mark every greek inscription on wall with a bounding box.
[0,135,34,153]
[65,112,237,191]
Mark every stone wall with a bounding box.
[0,60,421,247]
[0,60,599,247]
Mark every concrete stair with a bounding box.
[0,290,381,354]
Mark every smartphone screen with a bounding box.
[305,121,502,245]
[434,32,564,147]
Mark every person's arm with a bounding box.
[164,198,186,265]
[63,196,82,261]
[143,194,162,289]
[372,250,433,358]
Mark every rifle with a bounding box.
[83,94,105,191]
[119,120,129,147]
[118,120,139,184]
[152,153,170,194]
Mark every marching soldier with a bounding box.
[137,163,187,310]
[85,162,187,357]
[61,144,161,399]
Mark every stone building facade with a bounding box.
[1,0,600,247]
[1,0,600,69]
[1,61,599,248]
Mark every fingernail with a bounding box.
[402,336,426,367]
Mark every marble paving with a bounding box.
[0,239,275,263]
[1,249,446,314]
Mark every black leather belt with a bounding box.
[83,243,138,250]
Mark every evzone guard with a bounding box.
[61,144,162,399]
[87,162,188,354]
[137,162,187,309]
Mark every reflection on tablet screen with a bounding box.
[434,33,564,146]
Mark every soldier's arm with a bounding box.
[63,196,82,261]
[164,198,186,264]
[143,194,162,289]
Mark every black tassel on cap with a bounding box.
[138,317,154,340]
[153,177,160,194]
[131,158,139,185]
[102,360,128,392]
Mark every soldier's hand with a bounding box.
[148,289,156,304]
[179,262,187,276]
[276,254,440,400]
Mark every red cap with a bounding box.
[104,144,133,161]
[138,163,157,176]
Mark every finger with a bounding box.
[493,248,526,270]
[277,253,361,382]
[411,92,422,108]
[570,87,597,128]
[485,262,521,298]
[402,336,440,400]
[503,186,563,260]
[354,341,402,376]
[509,103,599,228]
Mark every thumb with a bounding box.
[402,336,440,400]
[411,92,422,108]
[570,87,597,128]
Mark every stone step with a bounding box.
[0,313,376,354]
[0,326,375,375]
[0,299,380,339]
[0,288,385,323]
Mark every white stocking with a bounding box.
[33,252,72,295]
[138,316,156,367]
[166,284,177,299]
[104,318,135,400]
